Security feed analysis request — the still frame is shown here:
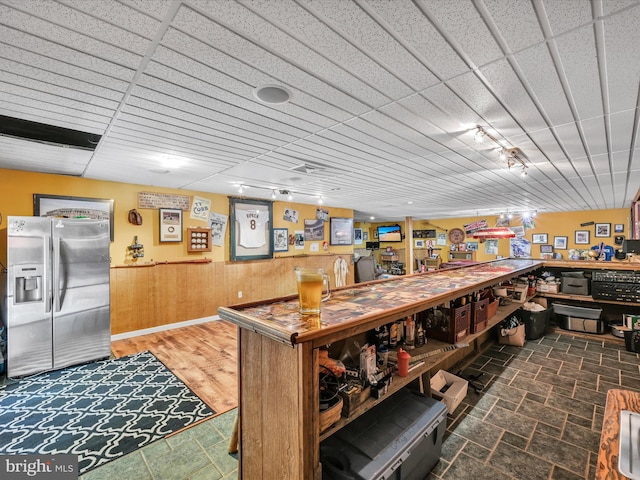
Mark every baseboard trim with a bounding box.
[111,315,221,341]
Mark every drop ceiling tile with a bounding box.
[421,0,504,68]
[0,44,131,92]
[323,124,416,161]
[579,117,608,156]
[612,149,633,176]
[363,110,445,155]
[484,0,544,52]
[554,25,603,120]
[610,110,636,153]
[514,44,574,127]
[110,119,261,162]
[479,59,548,132]
[143,60,340,128]
[172,4,391,107]
[63,0,165,38]
[420,83,488,132]
[0,136,92,176]
[0,27,136,81]
[542,0,593,36]
[4,0,152,50]
[604,9,640,113]
[296,0,437,92]
[345,117,433,157]
[1,71,121,110]
[0,82,116,118]
[364,0,469,81]
[160,28,371,117]
[444,73,513,131]
[131,79,315,138]
[602,1,640,17]
[124,95,298,145]
[552,123,588,161]
[0,4,143,67]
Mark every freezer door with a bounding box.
[52,219,111,369]
[6,216,53,377]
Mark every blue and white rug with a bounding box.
[0,351,215,473]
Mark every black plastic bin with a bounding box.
[320,388,447,480]
[520,308,550,340]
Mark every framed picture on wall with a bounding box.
[554,236,568,249]
[273,228,288,252]
[615,223,625,233]
[540,245,553,254]
[595,223,611,237]
[34,193,115,241]
[329,217,353,245]
[354,228,363,245]
[532,233,548,244]
[159,208,183,242]
[575,230,590,245]
[230,197,273,260]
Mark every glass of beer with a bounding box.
[294,267,331,314]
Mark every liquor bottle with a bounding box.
[404,316,415,350]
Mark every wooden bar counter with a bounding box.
[218,258,542,480]
[597,389,640,479]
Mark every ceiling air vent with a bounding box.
[291,163,323,174]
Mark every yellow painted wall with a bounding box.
[271,203,354,257]
[0,168,353,266]
[357,208,631,269]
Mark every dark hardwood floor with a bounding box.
[110,320,238,414]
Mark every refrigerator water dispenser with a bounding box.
[14,265,44,303]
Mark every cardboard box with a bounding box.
[512,284,528,303]
[536,283,559,294]
[430,370,468,414]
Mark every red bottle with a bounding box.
[397,348,410,377]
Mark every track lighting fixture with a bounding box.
[271,190,277,199]
[474,127,529,178]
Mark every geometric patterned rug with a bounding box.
[0,351,215,474]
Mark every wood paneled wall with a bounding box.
[110,254,354,334]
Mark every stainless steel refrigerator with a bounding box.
[4,216,111,378]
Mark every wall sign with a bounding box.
[138,192,191,211]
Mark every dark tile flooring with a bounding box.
[428,331,639,480]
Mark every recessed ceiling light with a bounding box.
[253,85,291,105]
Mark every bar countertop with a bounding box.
[218,258,542,347]
[597,389,640,479]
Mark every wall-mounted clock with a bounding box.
[448,228,465,244]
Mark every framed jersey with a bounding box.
[230,197,273,261]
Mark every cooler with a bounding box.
[320,388,447,480]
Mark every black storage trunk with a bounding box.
[320,388,447,480]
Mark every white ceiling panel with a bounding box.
[1,0,640,221]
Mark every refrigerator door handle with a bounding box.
[53,235,62,312]
[45,234,52,314]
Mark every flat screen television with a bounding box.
[377,225,402,242]
[623,239,640,254]
[365,241,380,250]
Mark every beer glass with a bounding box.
[294,267,331,314]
